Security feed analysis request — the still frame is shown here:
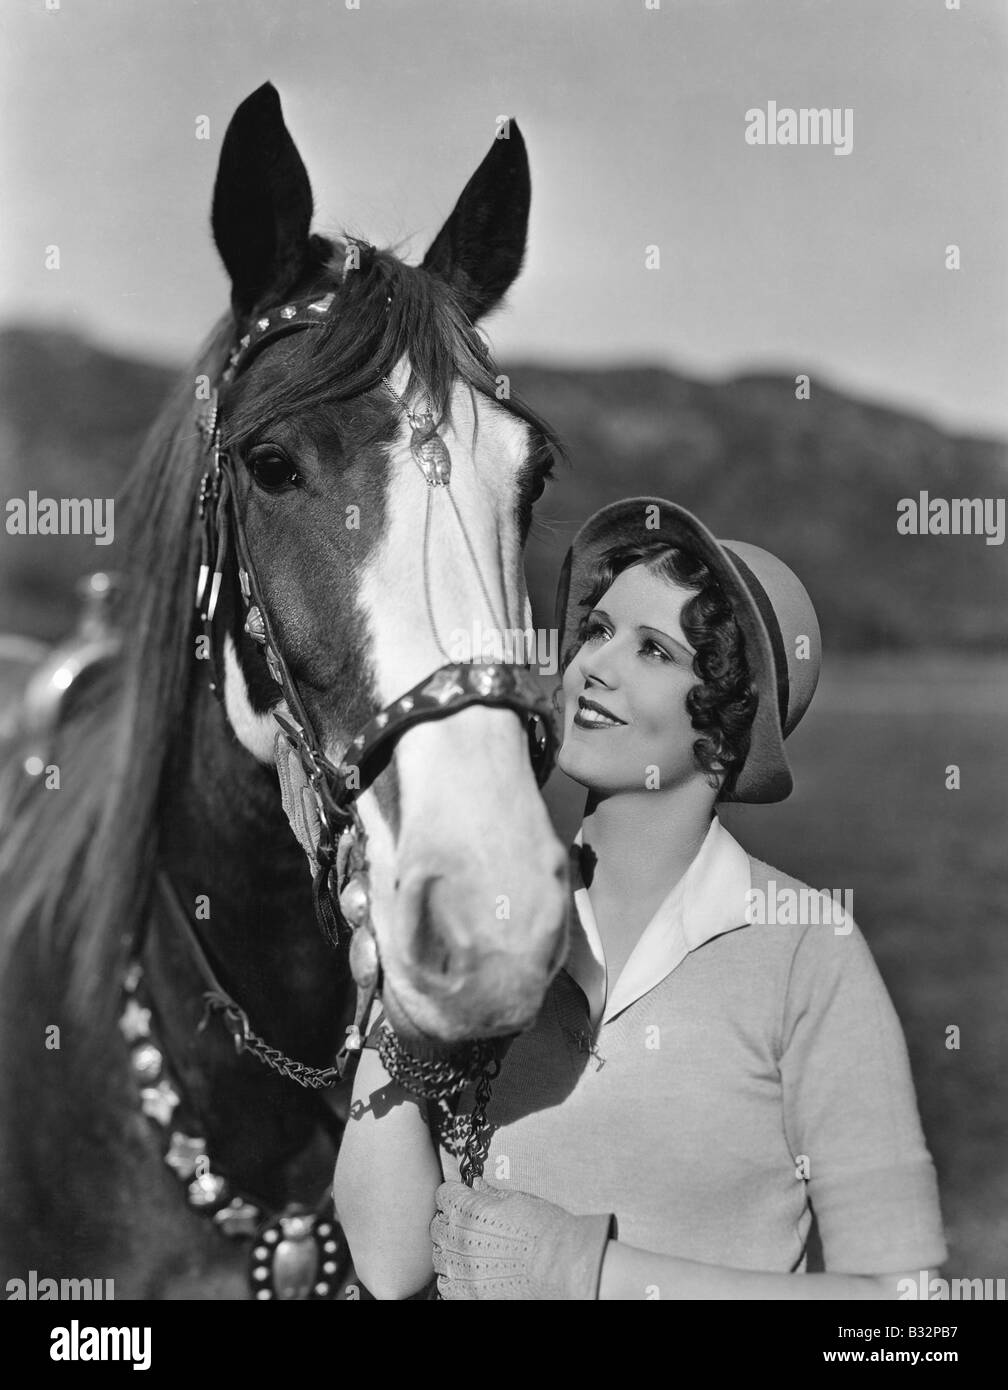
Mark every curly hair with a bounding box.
[561,540,759,799]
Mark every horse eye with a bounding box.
[528,474,547,503]
[247,450,300,493]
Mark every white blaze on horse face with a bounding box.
[348,364,568,1040]
[222,636,280,764]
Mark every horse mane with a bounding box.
[0,236,561,1028]
[0,315,234,1023]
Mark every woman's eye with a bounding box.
[248,450,299,493]
[640,639,671,662]
[581,620,610,643]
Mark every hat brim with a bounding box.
[554,497,792,804]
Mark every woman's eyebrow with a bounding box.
[586,610,694,660]
[638,624,695,660]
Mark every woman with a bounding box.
[333,496,947,1299]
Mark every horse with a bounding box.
[0,83,570,1299]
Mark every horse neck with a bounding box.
[147,671,350,1192]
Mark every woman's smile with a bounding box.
[573,695,627,730]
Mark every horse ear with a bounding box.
[211,83,315,318]
[422,120,531,323]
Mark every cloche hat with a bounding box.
[554,496,822,803]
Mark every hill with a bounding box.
[1,326,1005,649]
[519,365,1007,652]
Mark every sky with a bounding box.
[1,0,1006,436]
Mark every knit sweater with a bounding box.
[438,854,947,1275]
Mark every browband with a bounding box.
[221,291,337,385]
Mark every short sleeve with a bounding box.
[779,918,947,1273]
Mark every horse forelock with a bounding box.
[222,241,560,449]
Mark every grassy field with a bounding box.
[545,655,1008,1279]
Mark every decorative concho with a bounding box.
[188,1171,229,1210]
[244,606,267,644]
[339,877,372,931]
[214,1197,263,1240]
[249,1208,348,1301]
[119,998,152,1042]
[422,668,467,705]
[130,1042,163,1083]
[164,1131,208,1180]
[140,1079,180,1127]
[470,664,506,698]
[347,920,379,985]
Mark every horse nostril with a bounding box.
[411,876,455,978]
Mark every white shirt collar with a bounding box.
[566,815,752,1029]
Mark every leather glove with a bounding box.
[429,1177,614,1300]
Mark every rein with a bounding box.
[155,871,343,1090]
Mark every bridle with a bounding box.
[110,274,553,1296]
[191,281,558,1082]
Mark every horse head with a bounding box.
[205,85,569,1045]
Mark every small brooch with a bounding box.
[564,1027,606,1072]
[409,412,452,486]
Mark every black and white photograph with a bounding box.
[0,0,1004,1351]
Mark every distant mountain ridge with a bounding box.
[1,325,1005,649]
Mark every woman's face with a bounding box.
[557,562,709,796]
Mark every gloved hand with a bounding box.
[429,1177,614,1300]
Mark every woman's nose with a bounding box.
[580,643,620,688]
